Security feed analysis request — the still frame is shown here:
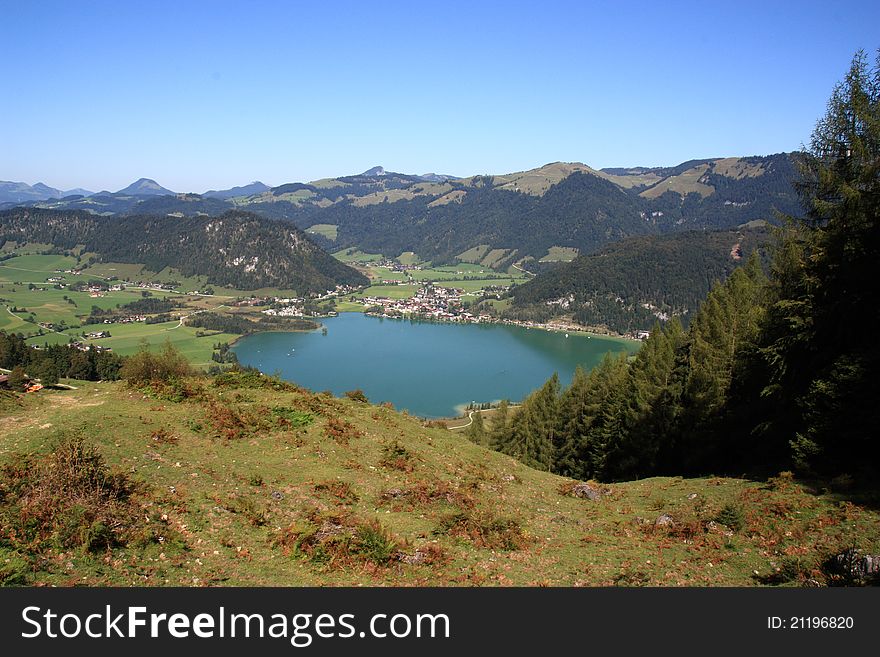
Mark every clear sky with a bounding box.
[1,0,878,193]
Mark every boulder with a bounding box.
[570,482,604,501]
[654,513,675,527]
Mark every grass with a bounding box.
[640,163,715,199]
[357,284,418,300]
[1,376,878,587]
[481,248,515,269]
[456,245,490,264]
[397,252,421,266]
[539,246,579,262]
[305,224,338,240]
[332,249,383,263]
[71,321,237,368]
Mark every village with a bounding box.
[356,282,650,340]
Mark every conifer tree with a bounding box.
[489,399,510,449]
[496,374,560,471]
[756,49,880,478]
[602,319,684,480]
[466,409,487,445]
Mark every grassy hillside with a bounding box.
[2,373,878,587]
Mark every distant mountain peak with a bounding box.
[116,178,174,196]
[203,181,271,199]
[361,166,387,177]
[418,173,459,183]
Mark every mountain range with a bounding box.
[0,181,94,203]
[0,154,803,269]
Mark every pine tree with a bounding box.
[489,399,510,449]
[551,353,629,480]
[671,256,767,471]
[496,374,560,471]
[757,49,880,479]
[466,409,487,445]
[8,365,28,392]
[602,319,685,480]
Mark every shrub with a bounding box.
[0,549,30,587]
[435,511,529,550]
[271,406,314,429]
[150,428,178,445]
[274,511,399,568]
[350,519,397,564]
[344,389,369,403]
[225,497,268,527]
[379,440,415,471]
[715,504,745,532]
[324,417,362,445]
[0,434,169,557]
[205,402,250,440]
[120,341,193,388]
[380,480,474,511]
[212,368,300,392]
[314,480,359,505]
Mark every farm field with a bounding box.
[0,249,300,368]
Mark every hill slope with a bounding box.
[507,226,771,332]
[1,374,877,586]
[0,208,368,292]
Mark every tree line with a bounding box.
[0,332,124,386]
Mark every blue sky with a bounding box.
[1,0,878,192]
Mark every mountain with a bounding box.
[115,178,175,196]
[0,181,94,203]
[235,153,801,265]
[0,154,802,266]
[63,188,94,197]
[418,173,458,182]
[0,207,368,292]
[504,224,772,333]
[203,181,271,199]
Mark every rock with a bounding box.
[314,521,345,541]
[687,493,698,500]
[397,550,428,565]
[570,482,604,501]
[654,513,675,527]
[826,548,880,584]
[271,490,284,501]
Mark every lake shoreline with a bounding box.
[349,308,642,345]
[232,313,640,418]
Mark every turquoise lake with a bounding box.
[232,313,639,418]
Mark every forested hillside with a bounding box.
[507,226,771,333]
[0,208,368,292]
